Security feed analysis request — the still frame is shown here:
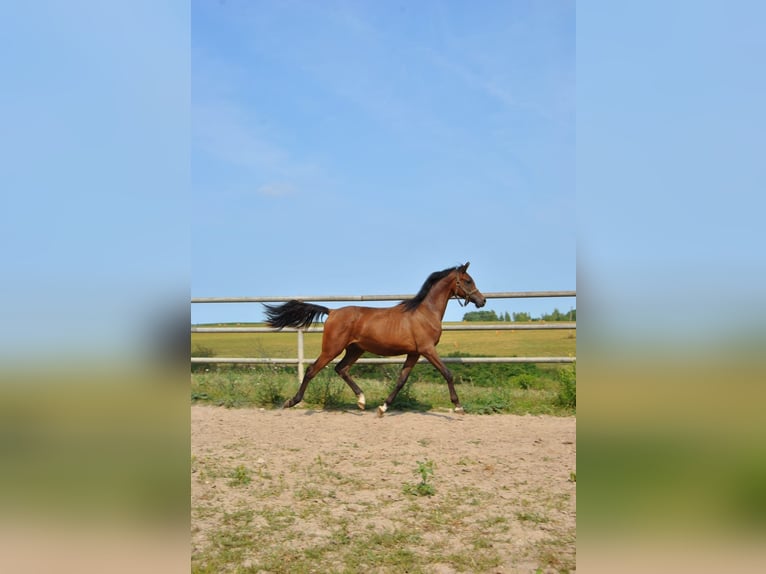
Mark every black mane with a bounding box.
[402,266,458,311]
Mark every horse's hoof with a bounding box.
[454,406,465,415]
[282,400,293,409]
[377,404,387,418]
[357,394,366,410]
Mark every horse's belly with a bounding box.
[358,339,412,357]
[355,325,418,356]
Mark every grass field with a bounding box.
[191,322,576,360]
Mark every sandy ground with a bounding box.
[192,405,576,573]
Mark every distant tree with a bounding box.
[540,308,576,321]
[463,308,575,322]
[512,311,532,322]
[463,310,499,322]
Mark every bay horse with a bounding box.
[263,262,486,416]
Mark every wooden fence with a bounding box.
[191,290,575,381]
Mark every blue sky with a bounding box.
[1,1,189,361]
[191,0,576,324]
[3,1,762,359]
[578,0,766,343]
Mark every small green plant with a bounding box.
[403,459,436,496]
[569,471,577,483]
[515,373,537,390]
[387,377,419,409]
[304,374,346,408]
[253,377,283,407]
[227,464,252,487]
[464,387,512,414]
[516,511,549,524]
[465,400,507,415]
[555,363,576,409]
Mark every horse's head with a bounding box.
[454,262,487,308]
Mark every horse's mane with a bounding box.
[401,266,459,311]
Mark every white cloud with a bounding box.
[257,183,294,197]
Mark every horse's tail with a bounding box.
[263,300,330,330]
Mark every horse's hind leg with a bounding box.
[283,352,336,408]
[335,344,366,409]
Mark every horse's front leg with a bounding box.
[421,349,464,414]
[377,353,420,417]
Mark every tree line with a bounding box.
[462,308,576,322]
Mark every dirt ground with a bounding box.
[191,405,576,573]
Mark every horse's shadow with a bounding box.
[298,400,464,421]
[381,409,458,421]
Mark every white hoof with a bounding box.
[377,403,387,417]
[454,406,465,414]
[357,393,366,410]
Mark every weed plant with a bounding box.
[227,465,251,487]
[403,459,436,496]
[555,363,576,410]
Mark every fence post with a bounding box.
[297,328,305,383]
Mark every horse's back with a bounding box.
[326,304,406,332]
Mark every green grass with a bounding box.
[191,365,575,416]
[191,322,576,415]
[227,465,252,487]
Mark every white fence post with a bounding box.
[297,328,305,383]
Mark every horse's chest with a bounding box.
[419,323,443,346]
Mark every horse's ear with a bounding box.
[461,261,470,272]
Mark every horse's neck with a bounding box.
[419,273,454,320]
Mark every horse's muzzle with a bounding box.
[473,294,487,308]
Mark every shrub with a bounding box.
[464,387,513,414]
[417,353,542,387]
[253,376,284,407]
[515,373,537,390]
[304,373,346,408]
[555,364,576,410]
